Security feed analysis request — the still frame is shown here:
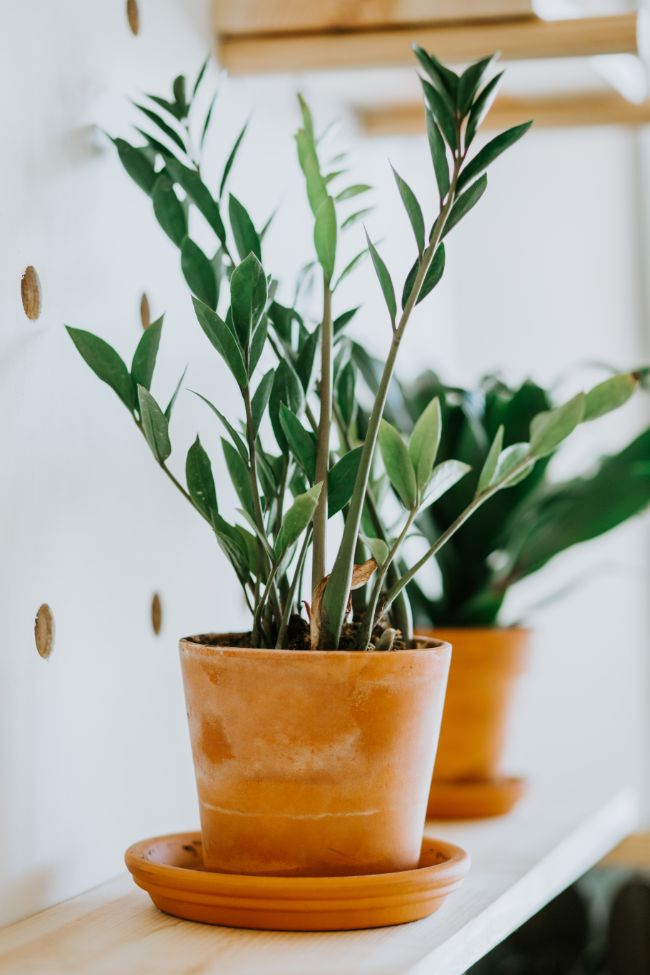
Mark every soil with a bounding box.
[187,616,409,652]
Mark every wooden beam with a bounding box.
[359,90,650,134]
[218,13,641,75]
[213,1,535,36]
[600,831,650,870]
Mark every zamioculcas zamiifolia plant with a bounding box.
[66,50,643,654]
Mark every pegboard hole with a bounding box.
[126,0,140,36]
[35,604,55,659]
[140,292,151,330]
[151,593,162,635]
[21,266,42,321]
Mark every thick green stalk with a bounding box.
[358,508,416,649]
[275,530,312,649]
[311,281,333,592]
[320,165,460,648]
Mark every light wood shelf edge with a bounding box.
[600,831,650,869]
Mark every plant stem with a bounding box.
[311,279,332,592]
[320,159,461,648]
[275,530,312,648]
[358,509,416,649]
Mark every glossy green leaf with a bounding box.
[379,420,417,509]
[583,373,637,421]
[458,55,494,115]
[274,482,322,560]
[408,396,441,491]
[114,138,156,194]
[172,75,188,117]
[476,424,504,494]
[249,315,268,376]
[361,535,389,566]
[334,247,369,288]
[420,78,457,151]
[366,231,396,325]
[186,436,218,521]
[131,315,163,391]
[192,56,209,98]
[66,327,136,412]
[222,438,254,516]
[165,365,187,420]
[335,184,371,202]
[402,244,445,309]
[341,207,373,230]
[295,96,328,216]
[458,121,532,192]
[200,86,218,150]
[251,369,274,436]
[152,174,187,246]
[228,193,261,261]
[333,306,360,336]
[138,385,171,462]
[230,252,267,350]
[465,71,503,147]
[530,393,585,458]
[314,196,337,283]
[133,103,187,154]
[296,327,319,392]
[328,446,363,517]
[191,296,247,388]
[164,157,226,244]
[220,121,248,199]
[412,45,458,113]
[442,174,487,239]
[181,237,218,308]
[336,360,356,427]
[423,459,472,504]
[425,112,449,200]
[493,442,533,487]
[269,358,305,450]
[192,391,248,462]
[279,404,317,480]
[392,166,425,254]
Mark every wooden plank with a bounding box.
[601,831,650,870]
[0,789,636,975]
[213,1,535,37]
[218,14,641,75]
[359,91,650,134]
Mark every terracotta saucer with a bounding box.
[427,776,526,819]
[125,831,470,931]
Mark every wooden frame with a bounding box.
[359,90,650,134]
[213,1,535,36]
[217,13,641,76]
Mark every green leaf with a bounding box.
[583,373,637,422]
[296,327,320,392]
[366,231,396,325]
[379,420,417,509]
[228,193,261,261]
[269,359,304,449]
[493,442,533,487]
[420,78,457,151]
[251,369,274,436]
[192,56,209,98]
[335,184,371,202]
[408,396,442,491]
[191,296,247,389]
[314,196,337,283]
[458,55,495,115]
[230,253,267,350]
[279,404,317,480]
[181,237,218,308]
[402,244,445,309]
[391,166,425,254]
[164,157,226,244]
[152,174,187,246]
[192,391,248,463]
[333,306,360,336]
[442,175,488,239]
[138,386,171,462]
[222,438,254,516]
[220,121,248,199]
[114,138,156,194]
[200,87,219,150]
[334,247,369,289]
[465,72,503,148]
[186,436,218,521]
[172,75,188,118]
[361,535,389,566]
[249,315,268,376]
[341,207,373,230]
[412,45,458,113]
[328,446,363,517]
[530,393,585,459]
[295,95,328,215]
[458,121,532,192]
[133,103,187,154]
[165,365,187,420]
[131,315,163,391]
[425,113,449,200]
[477,424,504,494]
[336,361,356,427]
[274,482,322,560]
[423,459,472,504]
[66,327,136,411]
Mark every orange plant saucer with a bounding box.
[428,776,526,820]
[125,831,470,931]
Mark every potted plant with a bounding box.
[65,47,631,877]
[394,369,650,817]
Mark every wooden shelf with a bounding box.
[359,91,650,134]
[0,788,637,975]
[217,13,642,76]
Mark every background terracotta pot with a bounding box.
[417,628,530,816]
[180,635,451,877]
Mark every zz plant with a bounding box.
[67,48,635,651]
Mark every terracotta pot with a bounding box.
[179,634,451,877]
[418,628,530,813]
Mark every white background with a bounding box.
[1,0,648,926]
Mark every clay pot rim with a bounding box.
[180,632,451,658]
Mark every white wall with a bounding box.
[1,0,648,927]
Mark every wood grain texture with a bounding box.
[20,266,42,321]
[213,1,535,36]
[359,91,650,135]
[218,14,640,75]
[0,789,636,975]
